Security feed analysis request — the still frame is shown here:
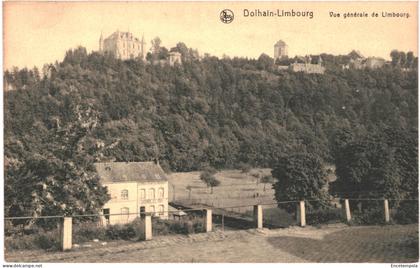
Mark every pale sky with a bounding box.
[3,1,418,70]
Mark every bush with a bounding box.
[33,232,60,250]
[306,208,343,225]
[352,207,387,225]
[394,201,419,224]
[105,224,136,240]
[5,217,206,252]
[130,218,145,241]
[73,221,106,243]
[152,218,205,235]
[5,229,60,251]
[5,235,36,251]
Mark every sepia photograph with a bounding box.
[1,1,419,266]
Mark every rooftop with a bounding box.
[95,161,168,183]
[274,40,287,47]
[106,31,140,42]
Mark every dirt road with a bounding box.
[5,224,418,263]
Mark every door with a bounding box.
[103,208,110,225]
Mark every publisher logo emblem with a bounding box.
[220,9,234,24]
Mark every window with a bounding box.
[121,207,129,223]
[139,206,146,220]
[148,188,155,200]
[149,205,155,216]
[121,189,128,200]
[158,188,164,198]
[158,205,164,216]
[140,189,146,200]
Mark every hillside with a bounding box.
[5,47,418,172]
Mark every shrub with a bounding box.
[394,201,419,224]
[352,207,387,225]
[152,218,205,235]
[5,217,206,252]
[306,208,343,225]
[5,229,60,251]
[33,232,60,250]
[130,218,145,241]
[105,224,136,240]
[73,221,106,243]
[4,221,24,236]
[192,220,204,232]
[5,235,36,251]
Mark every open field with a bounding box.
[5,224,418,263]
[168,168,275,212]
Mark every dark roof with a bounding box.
[95,162,168,183]
[274,40,287,47]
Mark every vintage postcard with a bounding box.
[2,1,418,266]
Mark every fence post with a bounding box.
[61,217,72,251]
[384,199,390,223]
[296,201,306,227]
[253,205,263,229]
[144,215,152,240]
[344,199,351,222]
[205,209,212,232]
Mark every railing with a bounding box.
[4,198,418,252]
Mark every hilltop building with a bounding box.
[95,161,169,225]
[169,51,182,66]
[347,50,386,69]
[289,56,325,74]
[277,55,325,74]
[363,57,386,69]
[274,40,288,61]
[99,31,146,60]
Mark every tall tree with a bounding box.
[272,152,330,213]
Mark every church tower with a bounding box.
[274,40,288,63]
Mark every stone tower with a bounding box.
[274,40,288,62]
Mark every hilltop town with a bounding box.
[4,30,417,92]
[97,30,408,74]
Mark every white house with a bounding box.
[95,161,169,225]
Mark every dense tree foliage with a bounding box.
[271,153,330,213]
[4,45,418,221]
[331,127,418,215]
[5,91,109,225]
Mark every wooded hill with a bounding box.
[5,47,417,171]
[4,46,418,219]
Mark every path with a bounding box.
[5,224,418,263]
